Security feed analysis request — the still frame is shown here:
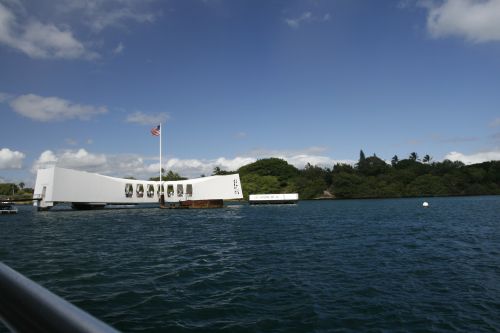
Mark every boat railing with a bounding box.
[0,262,119,333]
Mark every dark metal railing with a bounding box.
[0,262,119,333]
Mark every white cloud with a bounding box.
[126,112,169,125]
[424,0,500,42]
[32,149,107,173]
[239,147,354,170]
[0,148,25,169]
[0,0,163,60]
[214,156,258,171]
[30,146,353,180]
[58,0,159,33]
[33,150,58,169]
[286,154,341,169]
[147,152,351,178]
[285,12,312,28]
[285,11,331,29]
[113,41,124,54]
[164,156,258,177]
[90,9,156,32]
[0,2,98,60]
[32,149,156,178]
[10,94,107,122]
[444,150,500,164]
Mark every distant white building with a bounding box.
[249,193,298,205]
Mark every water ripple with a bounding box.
[1,197,500,332]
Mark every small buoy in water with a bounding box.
[422,201,429,207]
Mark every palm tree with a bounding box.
[409,152,418,161]
[18,182,25,189]
[423,154,432,163]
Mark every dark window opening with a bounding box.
[157,184,164,196]
[147,184,154,198]
[136,184,144,198]
[125,184,133,198]
[167,185,174,197]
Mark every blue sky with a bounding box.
[1,0,499,185]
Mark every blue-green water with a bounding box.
[1,196,500,332]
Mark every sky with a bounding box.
[1,0,500,185]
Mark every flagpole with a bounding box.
[160,122,162,183]
[159,123,165,207]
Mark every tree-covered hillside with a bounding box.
[331,152,500,199]
[216,153,500,200]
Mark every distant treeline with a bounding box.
[0,182,33,199]
[212,151,500,200]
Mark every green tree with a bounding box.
[149,170,186,181]
[240,174,281,199]
[297,163,328,199]
[212,166,233,175]
[165,170,186,181]
[333,163,355,174]
[359,150,366,162]
[423,154,432,163]
[391,155,399,166]
[0,183,19,196]
[409,152,418,161]
[432,159,464,175]
[296,177,327,199]
[358,155,389,176]
[238,158,299,183]
[406,174,447,196]
[331,172,363,198]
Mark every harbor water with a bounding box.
[1,196,500,332]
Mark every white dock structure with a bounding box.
[249,193,298,205]
[33,167,243,210]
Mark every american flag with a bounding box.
[151,125,160,136]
